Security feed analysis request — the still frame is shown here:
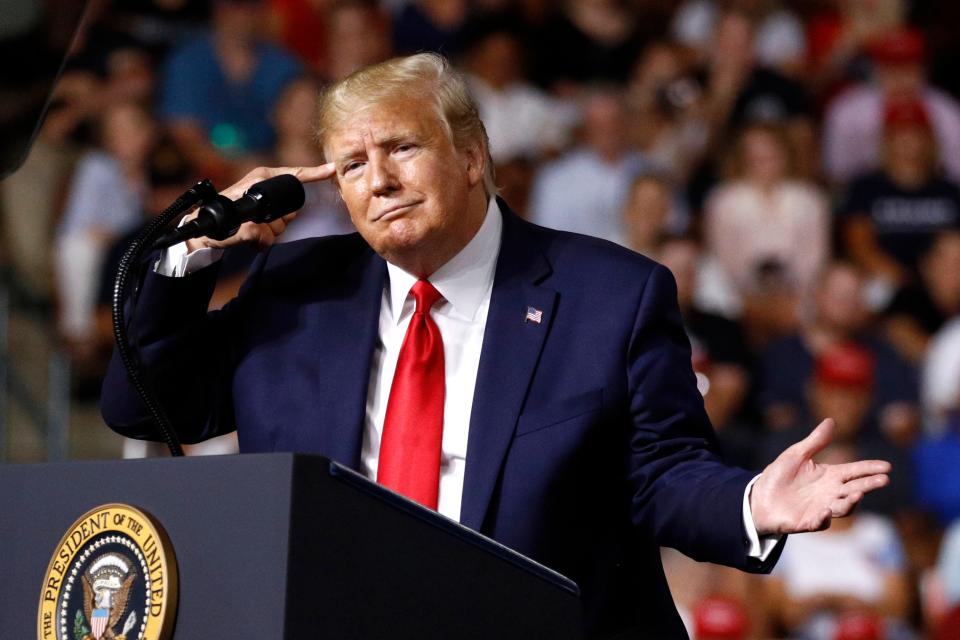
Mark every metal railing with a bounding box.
[0,270,71,462]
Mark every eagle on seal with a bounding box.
[82,570,135,640]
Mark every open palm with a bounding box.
[749,419,892,536]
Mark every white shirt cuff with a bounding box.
[155,241,223,277]
[743,474,782,561]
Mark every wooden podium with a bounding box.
[0,453,581,638]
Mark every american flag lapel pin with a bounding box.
[524,306,543,324]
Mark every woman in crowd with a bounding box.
[705,121,829,305]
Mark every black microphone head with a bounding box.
[245,174,306,221]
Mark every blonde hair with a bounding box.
[316,52,497,195]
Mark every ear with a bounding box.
[461,140,485,188]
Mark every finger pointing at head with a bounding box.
[278,163,336,183]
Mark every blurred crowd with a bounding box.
[2,0,960,637]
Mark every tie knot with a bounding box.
[411,279,442,313]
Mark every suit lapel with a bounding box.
[317,245,386,470]
[460,207,556,530]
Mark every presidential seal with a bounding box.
[37,504,177,640]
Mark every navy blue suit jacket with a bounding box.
[102,205,782,638]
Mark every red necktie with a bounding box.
[377,279,445,509]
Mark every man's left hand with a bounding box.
[749,418,891,536]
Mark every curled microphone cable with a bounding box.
[110,179,218,457]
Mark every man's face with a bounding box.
[877,63,925,99]
[324,95,485,274]
[471,33,523,88]
[582,94,627,162]
[885,125,932,169]
[742,128,787,185]
[328,6,389,80]
[922,233,960,312]
[816,266,866,334]
[214,0,263,42]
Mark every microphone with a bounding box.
[152,173,306,250]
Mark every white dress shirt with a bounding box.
[158,198,777,557]
[359,197,501,522]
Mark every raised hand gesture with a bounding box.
[749,419,891,535]
[185,163,336,252]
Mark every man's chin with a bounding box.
[369,229,429,262]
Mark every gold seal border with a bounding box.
[36,503,178,640]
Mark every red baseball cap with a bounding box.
[815,343,875,388]
[693,596,749,639]
[868,27,926,66]
[834,612,883,640]
[884,99,932,130]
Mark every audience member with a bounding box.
[766,444,911,639]
[392,0,467,56]
[271,77,353,241]
[691,595,753,640]
[687,9,816,209]
[805,0,906,97]
[912,407,960,526]
[622,174,678,255]
[462,17,572,166]
[0,70,100,298]
[823,26,960,185]
[658,235,754,467]
[100,44,157,106]
[108,0,210,54]
[705,122,828,302]
[922,318,960,435]
[621,172,738,321]
[460,16,575,215]
[926,520,960,631]
[884,231,960,363]
[701,10,812,137]
[761,343,914,517]
[95,134,195,353]
[737,260,803,350]
[54,102,157,368]
[759,262,918,442]
[528,89,650,244]
[662,545,764,639]
[841,99,960,302]
[672,0,807,77]
[912,319,960,525]
[324,0,391,82]
[626,40,709,186]
[158,0,303,183]
[913,0,960,103]
[267,0,329,72]
[534,0,650,90]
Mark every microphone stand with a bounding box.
[111,179,218,457]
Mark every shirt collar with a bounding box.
[386,197,503,324]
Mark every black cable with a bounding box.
[111,179,218,457]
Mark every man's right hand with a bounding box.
[184,163,337,252]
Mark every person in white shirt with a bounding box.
[767,444,911,639]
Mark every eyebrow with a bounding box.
[333,131,424,165]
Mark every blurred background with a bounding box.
[1,0,960,637]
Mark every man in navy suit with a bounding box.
[102,53,891,638]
